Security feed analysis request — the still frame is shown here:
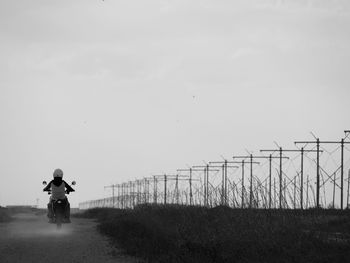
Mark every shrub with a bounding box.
[0,207,12,222]
[80,206,350,263]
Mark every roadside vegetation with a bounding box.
[0,207,12,222]
[77,205,350,263]
[0,206,46,222]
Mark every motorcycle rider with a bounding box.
[43,168,75,223]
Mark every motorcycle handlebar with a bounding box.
[44,190,74,194]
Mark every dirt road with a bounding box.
[0,213,139,263]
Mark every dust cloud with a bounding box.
[0,212,139,263]
[1,213,72,239]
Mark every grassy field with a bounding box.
[0,206,47,222]
[0,207,12,222]
[77,205,350,263]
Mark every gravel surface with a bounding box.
[0,213,140,263]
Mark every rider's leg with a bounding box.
[65,199,71,223]
[47,202,54,222]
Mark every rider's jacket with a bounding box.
[43,179,75,200]
[51,183,66,199]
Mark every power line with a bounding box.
[295,137,350,209]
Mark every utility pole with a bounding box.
[347,169,350,209]
[284,178,287,208]
[164,175,167,205]
[306,175,309,209]
[208,161,239,206]
[295,137,350,209]
[163,174,167,205]
[333,172,336,208]
[135,179,141,206]
[104,184,117,208]
[143,177,152,204]
[116,184,121,208]
[293,176,296,209]
[229,160,260,208]
[123,182,128,208]
[238,155,287,209]
[193,165,220,207]
[129,181,134,208]
[175,174,179,204]
[260,147,291,209]
[173,174,195,204]
[146,177,150,203]
[140,179,144,204]
[232,155,262,208]
[345,131,350,209]
[153,176,158,204]
[177,168,200,206]
[121,183,124,209]
[152,174,189,205]
[262,148,319,209]
[177,168,193,205]
[209,160,228,206]
[124,182,128,209]
[152,174,168,205]
[241,160,246,208]
[274,178,276,208]
[125,182,129,208]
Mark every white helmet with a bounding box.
[53,168,63,178]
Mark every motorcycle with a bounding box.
[42,180,76,229]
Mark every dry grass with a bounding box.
[77,205,350,263]
[0,207,12,222]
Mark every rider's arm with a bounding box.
[43,181,52,192]
[64,181,75,193]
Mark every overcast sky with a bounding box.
[1,0,349,207]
